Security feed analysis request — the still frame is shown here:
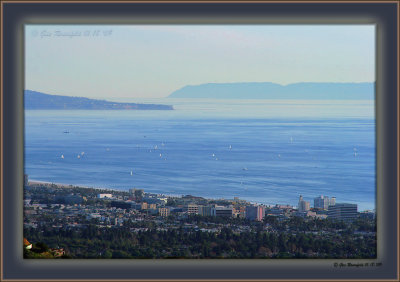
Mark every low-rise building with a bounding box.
[141,202,148,210]
[158,207,170,217]
[198,205,213,216]
[359,210,375,220]
[213,206,233,217]
[111,201,133,210]
[328,203,358,222]
[185,204,199,215]
[97,193,113,199]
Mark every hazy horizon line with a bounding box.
[25,80,375,100]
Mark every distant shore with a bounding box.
[28,180,116,192]
[26,179,373,212]
[26,179,266,206]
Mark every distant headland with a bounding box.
[25,90,174,110]
[168,82,374,100]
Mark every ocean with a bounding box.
[24,99,375,211]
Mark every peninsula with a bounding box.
[168,82,374,100]
[25,90,174,110]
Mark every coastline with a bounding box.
[26,179,373,212]
[28,180,116,192]
[27,179,266,206]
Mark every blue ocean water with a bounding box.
[24,99,375,211]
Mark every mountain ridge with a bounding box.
[168,82,374,100]
[25,90,174,110]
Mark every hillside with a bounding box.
[168,82,374,100]
[25,90,173,110]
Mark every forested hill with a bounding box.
[168,82,374,100]
[25,90,173,110]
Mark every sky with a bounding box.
[25,25,375,100]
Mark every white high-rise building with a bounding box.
[314,195,336,210]
[298,195,310,212]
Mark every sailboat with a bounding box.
[130,170,133,176]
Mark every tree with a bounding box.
[33,242,49,253]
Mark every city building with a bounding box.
[198,205,213,216]
[265,207,285,217]
[359,210,375,220]
[111,201,133,210]
[170,207,184,214]
[275,204,293,210]
[314,195,336,210]
[129,188,144,201]
[237,206,247,218]
[158,207,170,217]
[246,205,265,221]
[97,193,113,199]
[185,204,199,215]
[328,203,358,222]
[213,206,233,217]
[232,207,241,218]
[298,195,310,212]
[24,174,29,186]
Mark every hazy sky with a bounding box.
[25,25,375,99]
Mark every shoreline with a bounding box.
[27,179,205,199]
[28,180,117,192]
[26,179,373,212]
[27,179,266,205]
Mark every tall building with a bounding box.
[314,195,327,209]
[129,188,144,201]
[246,205,265,221]
[314,195,336,210]
[24,174,29,186]
[328,203,358,222]
[298,195,310,212]
[135,189,144,201]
